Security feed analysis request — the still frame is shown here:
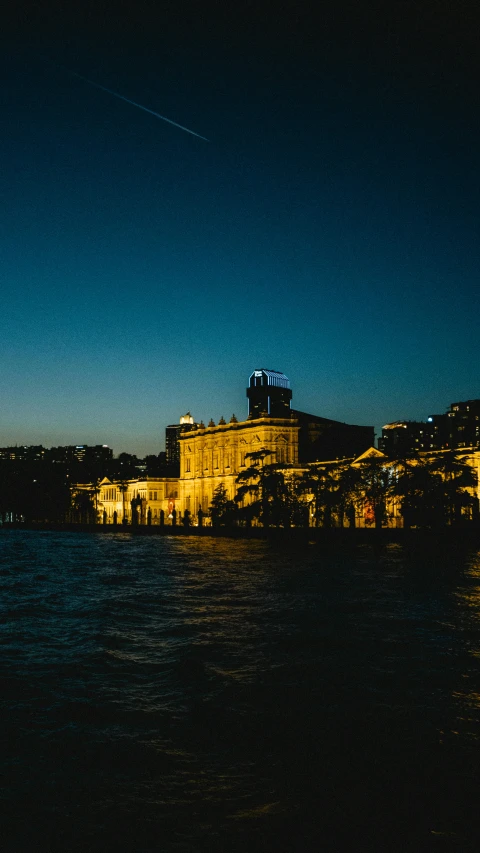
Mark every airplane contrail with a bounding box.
[43,59,209,141]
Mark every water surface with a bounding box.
[1,530,480,851]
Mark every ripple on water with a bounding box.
[2,530,480,852]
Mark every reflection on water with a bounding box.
[451,553,480,751]
[1,531,480,851]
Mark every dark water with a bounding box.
[2,531,480,852]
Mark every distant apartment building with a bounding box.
[0,445,45,462]
[427,400,480,450]
[46,444,113,466]
[380,399,480,455]
[378,422,432,455]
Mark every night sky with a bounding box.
[2,2,479,455]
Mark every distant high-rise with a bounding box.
[247,369,292,419]
[165,413,196,469]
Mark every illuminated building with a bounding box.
[179,412,300,516]
[68,373,480,529]
[179,369,373,516]
[69,369,375,524]
[10,378,480,528]
[82,476,180,524]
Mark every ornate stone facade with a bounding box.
[92,476,180,524]
[179,415,300,515]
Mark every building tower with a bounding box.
[247,369,292,419]
[165,413,196,468]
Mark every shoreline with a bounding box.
[2,522,480,545]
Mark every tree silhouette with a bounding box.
[235,449,301,527]
[209,484,237,527]
[296,465,338,528]
[393,452,477,528]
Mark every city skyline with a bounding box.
[1,381,479,459]
[2,2,479,455]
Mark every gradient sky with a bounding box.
[2,1,479,455]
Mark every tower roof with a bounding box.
[249,369,290,388]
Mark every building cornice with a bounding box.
[178,415,299,440]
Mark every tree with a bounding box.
[296,465,338,528]
[144,454,163,476]
[235,449,271,526]
[114,453,139,479]
[353,456,394,528]
[332,456,394,529]
[334,463,361,528]
[430,451,477,526]
[71,488,96,524]
[235,449,301,527]
[209,484,237,527]
[393,452,477,528]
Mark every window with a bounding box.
[149,491,152,500]
[186,459,191,472]
[153,491,157,500]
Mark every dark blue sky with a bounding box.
[2,1,479,454]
